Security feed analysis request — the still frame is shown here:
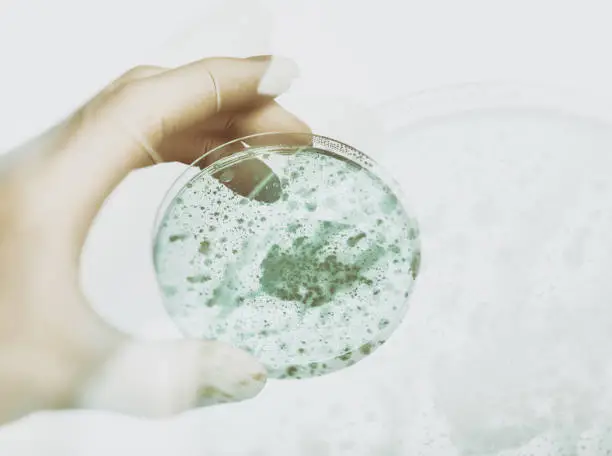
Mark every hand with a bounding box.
[0,55,309,423]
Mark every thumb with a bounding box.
[75,339,267,417]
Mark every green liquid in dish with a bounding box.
[154,146,420,379]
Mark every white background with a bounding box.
[3,0,612,153]
[3,0,612,454]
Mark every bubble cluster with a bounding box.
[154,145,420,378]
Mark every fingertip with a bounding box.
[196,342,268,406]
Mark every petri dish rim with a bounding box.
[151,132,421,378]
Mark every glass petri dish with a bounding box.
[152,132,420,379]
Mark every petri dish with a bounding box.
[152,132,421,379]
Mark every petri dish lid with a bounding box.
[152,132,421,380]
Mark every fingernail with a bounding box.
[257,56,300,97]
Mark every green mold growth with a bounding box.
[410,250,421,279]
[359,342,373,355]
[408,226,418,240]
[337,351,352,362]
[198,239,211,254]
[169,233,188,242]
[347,232,367,247]
[258,221,385,309]
[186,274,211,284]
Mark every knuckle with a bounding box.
[109,78,146,105]
[118,65,162,83]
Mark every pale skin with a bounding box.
[0,55,310,424]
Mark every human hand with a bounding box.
[0,55,309,423]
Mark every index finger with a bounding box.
[140,56,300,137]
